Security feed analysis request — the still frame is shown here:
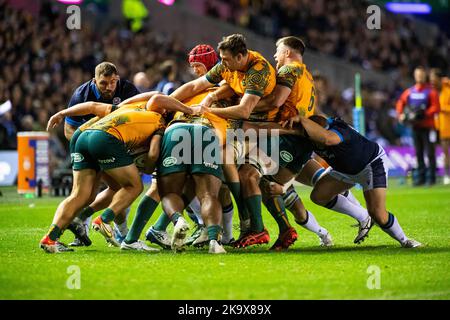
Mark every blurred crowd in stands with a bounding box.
[0,0,448,171]
[203,0,448,74]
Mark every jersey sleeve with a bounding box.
[205,63,226,84]
[244,61,271,97]
[276,65,303,89]
[65,89,86,127]
[329,123,350,143]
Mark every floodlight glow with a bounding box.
[56,0,84,4]
[385,2,431,14]
[158,0,175,6]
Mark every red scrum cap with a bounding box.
[188,44,218,71]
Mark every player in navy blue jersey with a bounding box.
[64,62,139,140]
[64,62,139,246]
[298,115,422,248]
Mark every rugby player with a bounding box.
[172,34,277,247]
[299,115,422,248]
[39,96,201,253]
[64,62,139,246]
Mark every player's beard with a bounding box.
[101,90,113,99]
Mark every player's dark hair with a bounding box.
[276,36,306,56]
[95,62,118,78]
[217,34,247,57]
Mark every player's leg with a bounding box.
[158,172,190,251]
[219,184,235,245]
[192,173,225,254]
[364,188,420,248]
[297,158,363,208]
[363,155,421,248]
[276,184,332,247]
[92,163,143,247]
[310,174,372,244]
[142,179,173,249]
[236,163,270,248]
[40,168,97,253]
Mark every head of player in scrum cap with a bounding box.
[93,62,120,100]
[188,44,218,77]
[274,36,306,70]
[217,34,250,72]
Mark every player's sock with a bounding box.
[187,197,203,225]
[47,224,62,241]
[186,206,199,225]
[125,195,159,244]
[296,211,328,237]
[380,212,408,244]
[264,195,291,233]
[170,212,182,225]
[207,225,221,241]
[100,208,115,224]
[153,212,171,231]
[342,190,362,207]
[78,206,95,221]
[325,194,368,222]
[83,216,92,236]
[282,185,299,211]
[222,203,234,242]
[227,182,249,221]
[114,221,128,237]
[244,195,264,232]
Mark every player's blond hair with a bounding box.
[276,36,306,56]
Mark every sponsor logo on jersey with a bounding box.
[203,162,218,169]
[71,153,84,163]
[163,156,177,167]
[280,150,293,163]
[98,157,116,164]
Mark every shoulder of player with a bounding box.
[73,80,92,97]
[247,50,272,70]
[117,79,139,94]
[278,63,304,77]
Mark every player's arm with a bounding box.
[242,120,301,136]
[142,133,163,175]
[48,102,113,131]
[207,93,261,119]
[253,85,291,112]
[119,91,160,106]
[200,83,236,108]
[299,117,342,146]
[170,76,213,102]
[147,94,204,115]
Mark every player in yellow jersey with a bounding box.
[170,34,278,248]
[257,37,373,250]
[430,69,450,184]
[39,96,200,253]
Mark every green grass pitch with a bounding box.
[0,183,449,300]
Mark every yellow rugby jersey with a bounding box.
[171,88,231,145]
[85,101,165,153]
[205,50,277,121]
[276,61,316,121]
